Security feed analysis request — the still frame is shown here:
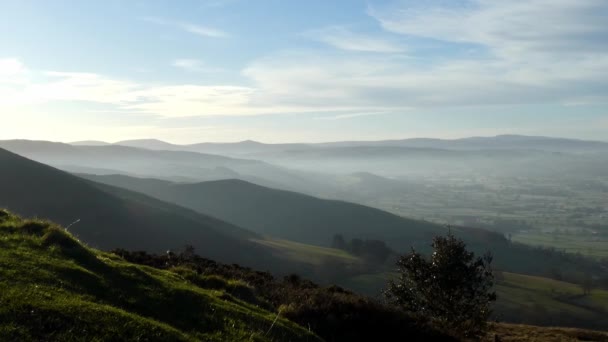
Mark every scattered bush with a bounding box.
[0,209,11,222]
[19,220,51,236]
[41,226,96,263]
[113,247,453,342]
[385,232,496,339]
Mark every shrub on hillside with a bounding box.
[385,232,496,339]
[113,247,454,342]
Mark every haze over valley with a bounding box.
[1,0,608,340]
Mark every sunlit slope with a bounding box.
[0,211,320,341]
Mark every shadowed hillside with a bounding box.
[0,147,286,271]
[80,174,606,284]
[78,174,443,247]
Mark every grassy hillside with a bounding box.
[252,238,361,266]
[486,323,608,342]
[496,272,608,329]
[341,271,608,331]
[77,175,443,247]
[79,174,605,282]
[1,210,606,341]
[0,210,319,341]
[0,147,287,272]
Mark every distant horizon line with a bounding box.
[58,133,608,146]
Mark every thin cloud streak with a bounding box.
[141,16,228,38]
[306,26,406,53]
[315,111,392,121]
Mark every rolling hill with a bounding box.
[77,174,444,248]
[3,211,605,341]
[0,139,329,195]
[78,174,605,282]
[0,147,286,271]
[0,212,320,341]
[343,270,608,331]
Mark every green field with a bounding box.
[0,211,320,341]
[340,270,608,330]
[512,232,608,258]
[496,272,608,328]
[249,235,608,330]
[252,237,362,266]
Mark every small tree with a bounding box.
[384,232,496,338]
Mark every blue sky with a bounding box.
[1,0,607,143]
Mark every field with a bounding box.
[511,231,608,258]
[486,323,608,342]
[349,175,608,259]
[249,235,608,330]
[252,237,361,266]
[340,270,608,330]
[496,273,608,329]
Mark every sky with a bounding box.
[0,0,607,143]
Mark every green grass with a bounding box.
[486,323,608,342]
[0,210,321,341]
[512,232,608,258]
[494,272,608,329]
[341,270,608,331]
[251,237,361,266]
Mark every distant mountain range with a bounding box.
[71,135,608,156]
[62,136,608,179]
[0,139,327,194]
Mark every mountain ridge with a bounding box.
[0,147,288,271]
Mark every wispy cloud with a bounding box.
[315,111,391,120]
[141,16,228,38]
[368,0,608,60]
[306,26,405,53]
[178,23,228,38]
[172,59,224,73]
[4,0,608,125]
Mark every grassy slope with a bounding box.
[512,231,608,259]
[237,235,608,332]
[0,211,320,342]
[0,147,290,272]
[487,323,608,342]
[77,174,604,280]
[341,271,608,331]
[75,174,447,247]
[496,272,608,329]
[252,238,361,266]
